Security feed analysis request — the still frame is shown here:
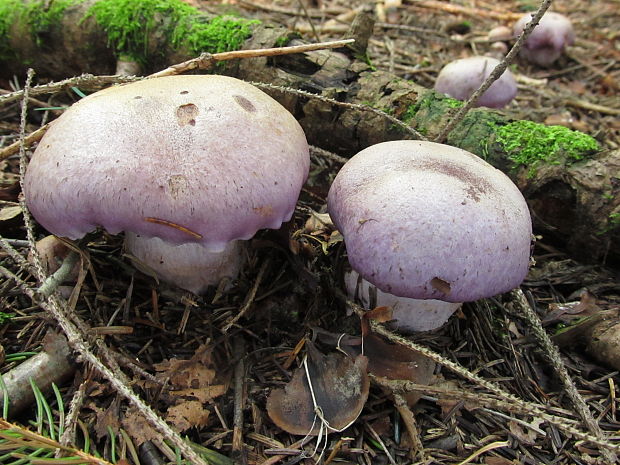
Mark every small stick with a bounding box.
[222,259,270,332]
[392,393,425,461]
[231,338,247,464]
[149,39,355,78]
[0,124,49,161]
[59,379,89,447]
[37,251,79,298]
[565,98,620,116]
[0,331,75,418]
[0,75,140,108]
[410,0,522,21]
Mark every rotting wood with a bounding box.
[0,0,618,264]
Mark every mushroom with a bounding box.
[327,140,532,331]
[24,75,310,294]
[434,56,517,108]
[488,25,513,42]
[513,12,575,67]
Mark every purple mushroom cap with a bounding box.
[514,12,575,67]
[434,56,517,108]
[24,75,310,253]
[327,141,532,303]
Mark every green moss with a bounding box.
[274,35,290,47]
[401,104,418,125]
[26,0,77,44]
[0,0,78,59]
[445,97,464,108]
[495,121,600,170]
[84,0,259,63]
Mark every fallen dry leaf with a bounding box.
[508,420,540,446]
[154,347,217,388]
[355,310,435,405]
[166,400,211,432]
[94,396,121,439]
[544,289,601,325]
[0,203,21,222]
[148,344,230,432]
[267,341,369,436]
[121,407,160,446]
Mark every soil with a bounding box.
[0,0,619,464]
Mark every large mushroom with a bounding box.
[328,140,532,331]
[24,75,310,294]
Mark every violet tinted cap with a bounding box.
[24,75,310,251]
[434,56,517,108]
[327,141,532,303]
[514,12,575,67]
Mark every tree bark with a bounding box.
[1,0,618,265]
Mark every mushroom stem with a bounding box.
[345,271,461,332]
[125,233,244,295]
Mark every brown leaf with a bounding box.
[166,400,210,432]
[154,344,221,392]
[173,385,228,403]
[267,341,369,436]
[508,419,543,446]
[303,211,334,235]
[343,333,435,406]
[95,396,121,439]
[545,289,600,324]
[122,407,160,446]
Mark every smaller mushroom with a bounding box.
[434,56,517,108]
[488,25,513,42]
[513,12,575,67]
[328,140,532,331]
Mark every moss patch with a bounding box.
[84,0,259,63]
[495,121,600,170]
[0,0,78,59]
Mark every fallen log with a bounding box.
[1,0,618,265]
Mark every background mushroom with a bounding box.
[24,75,310,294]
[328,140,532,331]
[513,12,575,67]
[434,56,517,108]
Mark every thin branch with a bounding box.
[511,289,617,463]
[0,124,50,161]
[0,74,140,107]
[37,251,79,299]
[435,0,554,143]
[373,375,620,454]
[148,39,354,78]
[223,259,270,332]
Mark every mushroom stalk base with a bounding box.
[125,233,244,295]
[345,271,461,332]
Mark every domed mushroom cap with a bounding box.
[434,56,517,108]
[514,12,575,67]
[24,75,309,252]
[327,141,532,303]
